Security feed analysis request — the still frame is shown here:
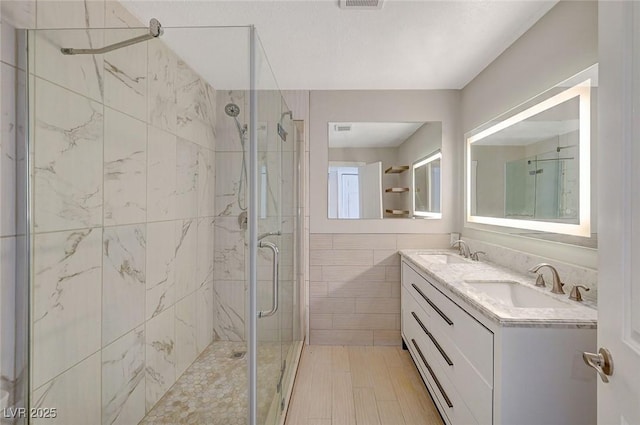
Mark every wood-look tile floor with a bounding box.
[284,345,444,425]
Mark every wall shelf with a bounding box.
[385,165,409,174]
[386,209,410,215]
[385,187,410,193]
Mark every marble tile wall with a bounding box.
[1,1,217,423]
[308,233,450,346]
[214,90,248,342]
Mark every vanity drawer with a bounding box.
[403,286,493,425]
[402,261,494,385]
[405,322,479,425]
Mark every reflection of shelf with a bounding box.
[384,165,409,174]
[386,209,410,215]
[385,187,409,193]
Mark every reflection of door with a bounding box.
[597,2,640,423]
[339,173,360,218]
[358,161,383,219]
[328,165,361,219]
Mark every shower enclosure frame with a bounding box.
[248,25,259,425]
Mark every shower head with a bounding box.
[225,103,241,118]
[225,102,247,144]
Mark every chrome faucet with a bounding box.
[451,240,471,258]
[528,263,565,294]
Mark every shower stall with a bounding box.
[1,16,303,425]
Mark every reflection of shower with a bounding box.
[225,103,248,212]
[278,111,293,142]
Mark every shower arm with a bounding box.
[61,19,163,55]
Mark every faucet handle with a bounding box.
[450,240,466,257]
[569,285,590,301]
[470,251,486,261]
[532,273,546,288]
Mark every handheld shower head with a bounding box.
[225,103,247,140]
[225,100,249,215]
[225,103,241,117]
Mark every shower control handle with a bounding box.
[258,241,279,318]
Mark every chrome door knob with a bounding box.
[583,348,614,383]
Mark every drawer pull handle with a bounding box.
[411,283,454,326]
[411,339,453,408]
[411,312,454,366]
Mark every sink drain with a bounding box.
[231,351,246,359]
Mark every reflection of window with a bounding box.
[328,166,360,218]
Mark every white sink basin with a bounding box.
[464,280,571,309]
[418,254,468,264]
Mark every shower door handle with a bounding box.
[258,241,279,318]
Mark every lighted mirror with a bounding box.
[327,122,442,219]
[466,66,597,240]
[413,151,442,218]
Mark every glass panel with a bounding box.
[26,25,254,425]
[255,34,283,425]
[253,33,303,425]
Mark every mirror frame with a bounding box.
[466,79,592,237]
[412,150,442,218]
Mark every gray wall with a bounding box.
[462,1,598,133]
[460,1,598,268]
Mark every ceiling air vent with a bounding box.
[339,0,383,10]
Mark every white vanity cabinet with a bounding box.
[400,259,597,425]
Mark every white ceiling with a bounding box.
[328,121,425,148]
[124,0,557,90]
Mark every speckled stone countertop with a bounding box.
[400,249,597,329]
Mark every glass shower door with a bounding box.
[277,105,303,419]
[255,86,284,424]
[253,30,304,425]
[254,80,300,425]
